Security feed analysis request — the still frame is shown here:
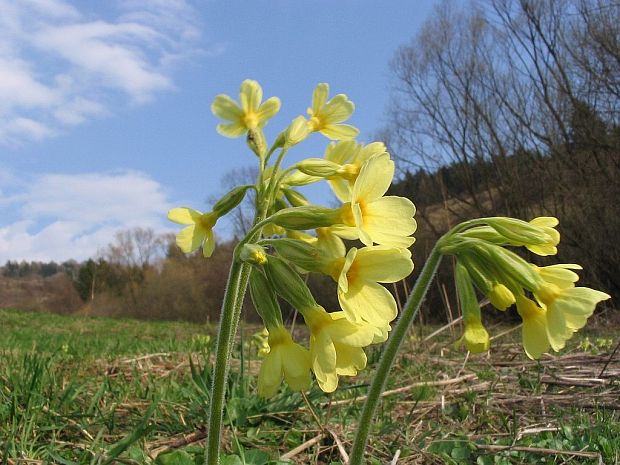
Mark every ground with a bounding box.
[0,308,619,464]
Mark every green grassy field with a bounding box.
[1,308,619,465]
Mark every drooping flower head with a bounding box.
[168,207,218,257]
[211,79,280,138]
[307,83,359,140]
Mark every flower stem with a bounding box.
[205,257,252,465]
[348,242,444,465]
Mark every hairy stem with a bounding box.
[204,258,251,465]
[348,243,444,465]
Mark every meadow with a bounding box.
[1,307,618,465]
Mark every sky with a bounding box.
[0,0,439,263]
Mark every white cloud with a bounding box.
[0,170,174,262]
[0,0,203,145]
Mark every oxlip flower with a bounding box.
[303,306,375,392]
[329,246,413,327]
[257,326,311,397]
[335,153,417,248]
[211,79,280,138]
[307,83,359,140]
[168,207,218,257]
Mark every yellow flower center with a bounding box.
[328,257,346,281]
[243,112,259,129]
[308,116,323,132]
[339,163,360,181]
[536,282,560,306]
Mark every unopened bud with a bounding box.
[296,158,341,177]
[264,238,327,272]
[264,255,317,311]
[282,188,310,207]
[485,217,554,247]
[455,262,490,353]
[284,116,311,147]
[269,206,340,230]
[212,185,251,216]
[249,269,283,329]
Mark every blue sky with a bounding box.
[0,0,438,263]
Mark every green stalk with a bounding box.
[348,242,444,465]
[204,257,251,465]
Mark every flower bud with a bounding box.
[485,217,550,243]
[284,115,311,147]
[264,238,327,272]
[212,185,251,217]
[247,129,267,158]
[240,243,268,266]
[455,262,490,353]
[296,158,341,178]
[269,206,341,230]
[482,244,542,291]
[249,269,283,329]
[282,188,310,207]
[283,170,321,186]
[264,255,317,311]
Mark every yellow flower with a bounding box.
[329,246,413,327]
[459,321,490,353]
[334,153,417,248]
[526,217,560,256]
[257,326,311,397]
[536,283,610,351]
[324,141,388,202]
[167,207,218,257]
[307,83,359,140]
[303,306,375,392]
[211,79,280,138]
[515,294,550,359]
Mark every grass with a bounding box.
[0,307,619,465]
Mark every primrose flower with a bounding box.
[329,246,413,327]
[323,141,388,202]
[168,207,218,257]
[303,306,375,392]
[307,83,359,140]
[258,326,312,397]
[335,153,417,248]
[211,79,280,138]
[535,283,610,351]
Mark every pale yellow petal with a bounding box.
[354,246,413,283]
[334,343,367,376]
[211,94,242,121]
[522,313,549,359]
[167,207,202,225]
[310,83,329,115]
[530,217,559,228]
[338,247,357,294]
[554,287,610,332]
[340,281,398,326]
[257,349,282,397]
[216,122,247,138]
[327,315,376,347]
[256,97,281,124]
[322,94,355,122]
[320,123,359,140]
[545,303,569,351]
[361,197,417,248]
[352,153,394,203]
[325,140,359,164]
[202,229,216,258]
[176,225,205,253]
[311,331,336,386]
[240,79,262,113]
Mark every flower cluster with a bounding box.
[441,217,610,359]
[168,80,416,395]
